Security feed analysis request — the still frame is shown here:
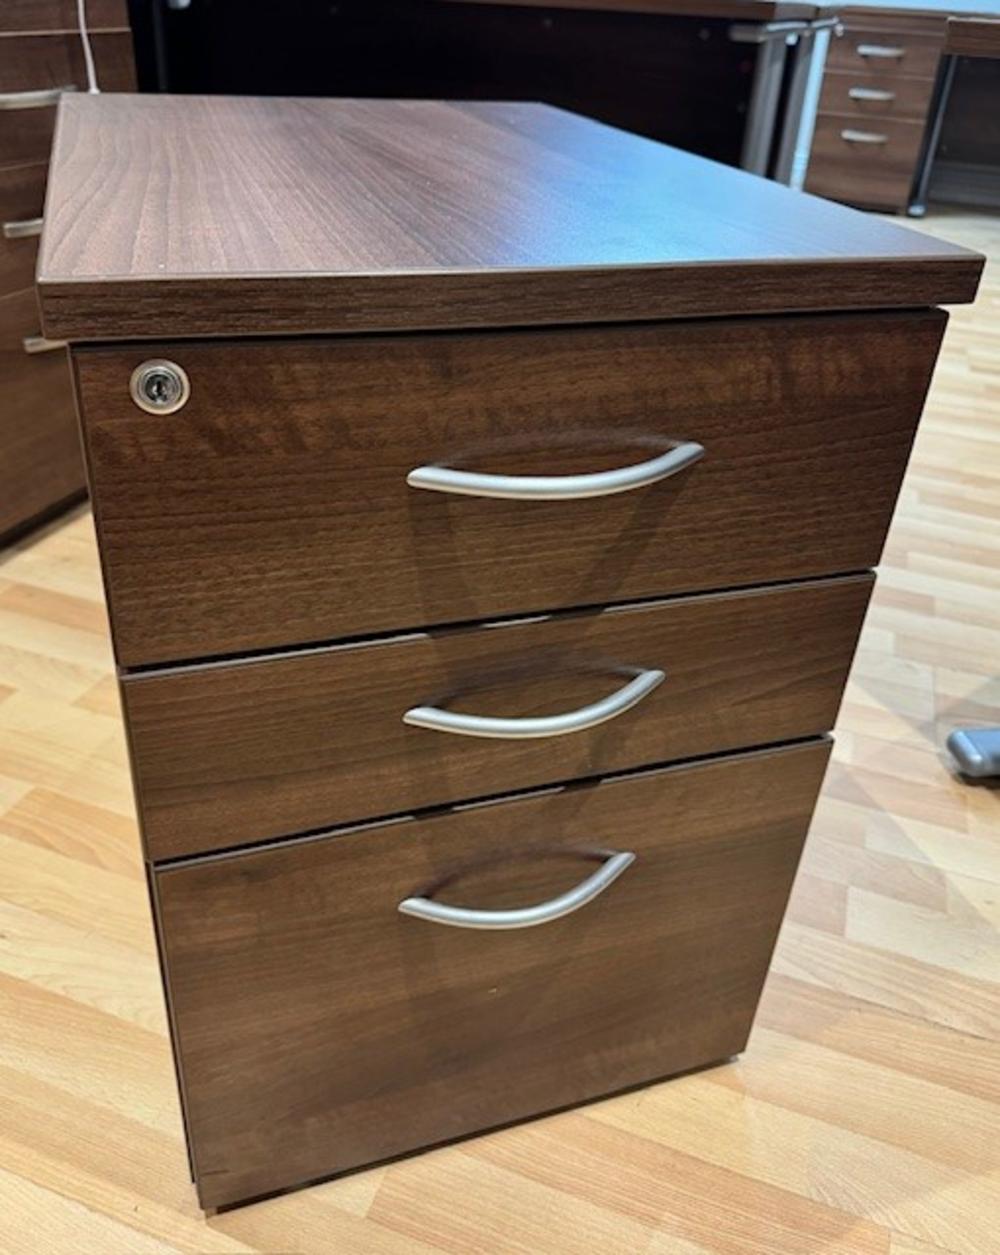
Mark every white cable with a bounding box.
[76,0,100,93]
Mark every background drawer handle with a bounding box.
[399,849,636,929]
[0,85,76,111]
[403,667,665,739]
[848,86,896,102]
[23,335,67,355]
[855,43,904,58]
[407,442,705,500]
[3,217,43,239]
[840,128,889,144]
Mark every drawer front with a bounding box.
[0,103,57,169]
[806,114,927,211]
[155,739,830,1208]
[0,1,128,33]
[817,67,936,124]
[126,575,871,862]
[0,162,46,294]
[0,286,82,538]
[76,312,944,666]
[826,26,943,79]
[0,31,134,165]
[0,29,134,94]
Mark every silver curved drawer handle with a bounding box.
[848,86,896,102]
[0,85,76,111]
[399,850,635,929]
[403,667,664,739]
[23,335,67,355]
[407,442,704,500]
[856,43,904,58]
[841,128,889,144]
[3,217,43,239]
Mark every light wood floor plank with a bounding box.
[589,1076,1000,1252]
[465,1115,892,1255]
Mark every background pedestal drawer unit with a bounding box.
[37,93,982,1210]
[0,0,135,541]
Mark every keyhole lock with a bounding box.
[129,359,191,414]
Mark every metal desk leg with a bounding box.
[773,20,837,188]
[947,727,1000,778]
[732,22,805,177]
[910,54,958,216]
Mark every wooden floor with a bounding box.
[2,209,999,1255]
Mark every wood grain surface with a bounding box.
[806,114,929,212]
[0,0,129,32]
[124,576,871,862]
[36,95,982,340]
[816,68,937,124]
[946,14,1000,53]
[0,29,135,95]
[0,205,997,1252]
[826,22,945,77]
[155,741,831,1208]
[77,311,941,666]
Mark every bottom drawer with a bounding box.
[806,113,927,211]
[0,286,83,539]
[155,739,831,1208]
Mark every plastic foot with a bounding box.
[946,727,1000,778]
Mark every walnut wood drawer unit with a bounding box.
[806,13,946,213]
[155,740,830,1209]
[37,94,982,1209]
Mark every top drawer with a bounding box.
[826,24,944,79]
[75,310,945,666]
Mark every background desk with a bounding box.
[148,0,997,214]
[150,0,832,181]
[946,12,1000,52]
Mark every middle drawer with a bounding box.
[124,574,871,861]
[0,163,46,295]
[816,68,937,124]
